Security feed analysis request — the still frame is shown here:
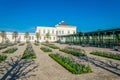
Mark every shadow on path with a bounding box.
[0,56,38,80]
[80,56,120,76]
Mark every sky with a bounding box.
[0,0,120,32]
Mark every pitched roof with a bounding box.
[55,21,69,26]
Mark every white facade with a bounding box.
[36,21,76,42]
[2,32,36,43]
[0,21,76,43]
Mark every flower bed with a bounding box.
[0,45,7,50]
[42,43,59,49]
[3,47,18,54]
[0,55,7,63]
[34,43,39,46]
[22,42,36,59]
[40,47,52,52]
[59,48,86,57]
[19,43,25,46]
[90,51,120,60]
[0,43,17,50]
[7,43,17,46]
[49,54,91,74]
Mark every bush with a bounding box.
[3,48,18,54]
[40,47,52,52]
[0,55,7,63]
[90,51,120,60]
[49,54,91,74]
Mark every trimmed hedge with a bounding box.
[0,55,7,63]
[59,49,86,57]
[3,48,18,54]
[40,47,52,52]
[90,51,120,60]
[49,54,91,74]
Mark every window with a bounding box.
[19,36,21,39]
[32,36,34,40]
[73,30,75,34]
[24,36,26,40]
[54,37,55,40]
[39,30,41,33]
[49,37,51,40]
[43,29,45,34]
[59,31,61,34]
[44,37,46,40]
[56,31,58,35]
[68,31,70,34]
[48,30,50,33]
[52,30,54,34]
[29,36,31,40]
[39,37,41,40]
[62,31,64,34]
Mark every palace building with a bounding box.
[0,21,76,43]
[0,21,120,49]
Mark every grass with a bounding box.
[49,54,91,74]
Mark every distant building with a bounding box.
[0,21,76,43]
[36,21,76,42]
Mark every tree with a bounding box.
[35,32,40,43]
[24,32,29,42]
[0,31,6,43]
[12,31,18,43]
[46,32,50,43]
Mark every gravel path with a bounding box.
[0,43,120,80]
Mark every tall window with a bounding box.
[48,30,50,33]
[62,31,64,34]
[24,36,26,40]
[68,31,70,34]
[39,30,41,33]
[43,29,45,34]
[56,31,58,35]
[49,37,51,40]
[44,37,46,40]
[59,31,61,34]
[39,36,41,40]
[54,37,55,40]
[52,30,54,34]
[32,36,34,40]
[29,36,31,40]
[19,36,21,39]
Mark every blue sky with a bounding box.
[0,0,120,32]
